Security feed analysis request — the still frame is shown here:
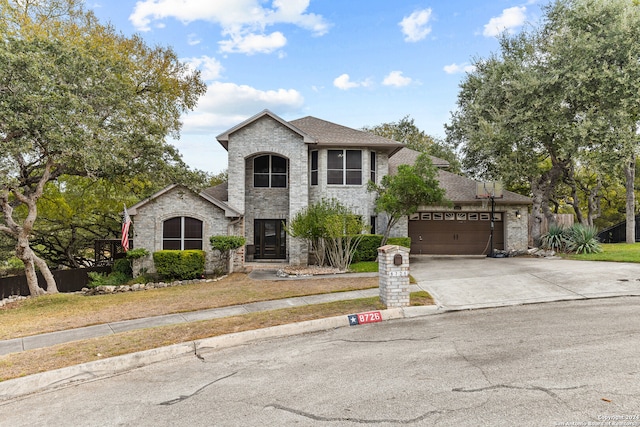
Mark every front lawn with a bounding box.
[564,243,640,263]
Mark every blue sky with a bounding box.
[88,0,544,174]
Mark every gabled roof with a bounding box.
[290,116,405,154]
[201,182,228,203]
[216,109,316,150]
[389,147,450,171]
[389,148,532,204]
[128,184,241,217]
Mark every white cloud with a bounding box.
[184,56,224,81]
[129,0,329,55]
[333,74,372,90]
[181,82,304,133]
[219,31,287,55]
[187,33,201,46]
[483,6,527,37]
[399,8,433,42]
[382,71,413,87]
[443,63,476,74]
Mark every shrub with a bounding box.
[540,224,568,252]
[87,271,130,288]
[153,250,205,280]
[112,258,133,276]
[210,236,246,274]
[125,248,149,260]
[565,224,602,254]
[352,235,383,263]
[387,237,411,248]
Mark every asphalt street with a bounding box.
[1,297,638,427]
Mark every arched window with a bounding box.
[163,217,203,250]
[254,155,287,188]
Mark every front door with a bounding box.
[254,219,286,259]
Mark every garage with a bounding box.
[409,211,504,255]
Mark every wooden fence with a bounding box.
[529,214,575,246]
[0,266,112,299]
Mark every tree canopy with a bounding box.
[446,0,640,242]
[368,153,447,245]
[0,0,206,295]
[363,116,462,173]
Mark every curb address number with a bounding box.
[348,311,382,326]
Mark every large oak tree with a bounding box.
[0,1,206,295]
[447,0,640,243]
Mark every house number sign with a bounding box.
[348,311,382,326]
[387,271,409,277]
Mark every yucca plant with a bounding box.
[565,224,602,254]
[540,224,568,252]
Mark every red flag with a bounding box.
[121,204,131,252]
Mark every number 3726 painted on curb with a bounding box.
[348,311,382,326]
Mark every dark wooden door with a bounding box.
[254,219,286,259]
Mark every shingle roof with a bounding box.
[202,182,228,203]
[388,147,450,172]
[290,116,404,154]
[389,148,532,204]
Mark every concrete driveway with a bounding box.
[410,255,640,310]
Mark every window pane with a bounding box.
[163,217,181,238]
[184,239,203,250]
[254,174,269,187]
[346,170,361,185]
[271,156,287,173]
[184,217,203,238]
[327,170,343,185]
[163,240,181,250]
[311,170,318,186]
[271,174,287,188]
[311,151,318,170]
[346,150,361,169]
[254,155,270,173]
[327,150,343,169]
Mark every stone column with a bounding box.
[377,244,410,308]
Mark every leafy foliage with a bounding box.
[446,0,640,243]
[153,250,205,280]
[565,224,602,255]
[0,1,206,295]
[540,225,569,252]
[210,236,246,274]
[368,153,447,245]
[287,199,367,270]
[363,116,462,173]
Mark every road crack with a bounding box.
[265,403,447,424]
[158,371,238,406]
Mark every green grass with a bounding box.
[349,261,379,272]
[564,243,640,263]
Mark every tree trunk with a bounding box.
[15,237,47,295]
[624,157,636,244]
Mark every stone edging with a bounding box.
[82,275,229,295]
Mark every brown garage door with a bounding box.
[409,212,504,255]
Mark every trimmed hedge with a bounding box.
[387,237,411,248]
[351,235,412,262]
[153,250,205,280]
[352,235,383,263]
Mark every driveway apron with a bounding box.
[410,256,640,310]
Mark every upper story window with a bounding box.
[163,217,203,250]
[310,151,318,186]
[254,155,287,188]
[327,149,362,185]
[370,151,377,183]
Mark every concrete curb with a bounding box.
[0,305,438,402]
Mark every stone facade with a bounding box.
[377,245,410,308]
[131,186,240,275]
[129,111,532,271]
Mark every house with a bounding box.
[128,110,532,274]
